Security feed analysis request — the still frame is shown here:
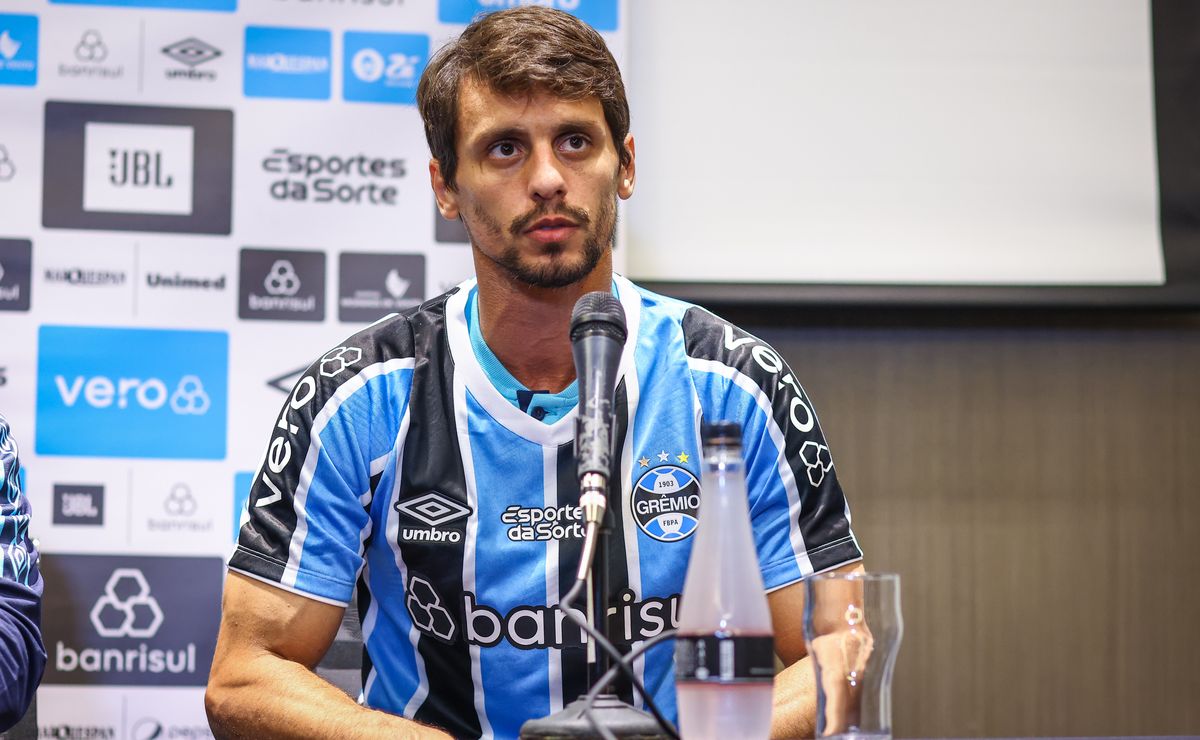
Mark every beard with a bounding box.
[464,191,617,290]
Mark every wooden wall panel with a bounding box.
[743,317,1200,737]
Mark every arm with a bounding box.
[767,561,865,740]
[205,572,451,739]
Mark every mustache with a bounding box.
[509,203,591,236]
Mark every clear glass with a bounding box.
[803,572,903,740]
[677,440,773,740]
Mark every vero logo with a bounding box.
[36,326,227,459]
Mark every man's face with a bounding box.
[431,77,635,289]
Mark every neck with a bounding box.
[474,253,613,393]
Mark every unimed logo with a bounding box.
[36,326,228,459]
[40,553,222,686]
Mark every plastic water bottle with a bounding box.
[675,421,775,740]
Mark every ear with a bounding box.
[430,159,460,220]
[617,133,636,200]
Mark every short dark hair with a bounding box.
[417,6,631,191]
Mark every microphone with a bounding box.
[570,291,627,530]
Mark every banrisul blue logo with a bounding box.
[343,31,428,106]
[0,14,38,87]
[36,326,228,459]
[438,0,617,32]
[244,26,331,101]
[50,0,234,10]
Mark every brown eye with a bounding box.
[489,141,519,159]
[562,135,588,152]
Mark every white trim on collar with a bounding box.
[444,275,643,446]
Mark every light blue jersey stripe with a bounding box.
[295,366,415,602]
[468,389,553,736]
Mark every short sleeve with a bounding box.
[229,319,417,605]
[682,308,863,591]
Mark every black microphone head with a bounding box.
[570,291,627,343]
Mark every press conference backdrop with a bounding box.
[0,1,627,737]
[626,0,1200,307]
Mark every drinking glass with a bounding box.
[803,572,903,739]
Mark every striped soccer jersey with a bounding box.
[229,275,862,738]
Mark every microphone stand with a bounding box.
[520,293,673,740]
[520,470,669,739]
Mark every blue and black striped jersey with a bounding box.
[229,275,862,738]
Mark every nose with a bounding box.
[527,143,566,203]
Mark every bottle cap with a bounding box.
[700,420,742,447]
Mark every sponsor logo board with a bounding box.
[57,29,125,81]
[0,144,14,182]
[0,14,38,86]
[146,482,213,535]
[144,269,227,291]
[40,553,223,686]
[49,0,235,11]
[42,101,233,234]
[238,248,325,321]
[262,147,406,206]
[52,483,105,526]
[438,0,618,31]
[36,325,228,459]
[0,239,32,311]
[343,31,428,105]
[244,26,331,100]
[338,252,424,322]
[162,37,221,81]
[44,265,127,287]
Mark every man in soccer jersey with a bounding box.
[207,7,864,739]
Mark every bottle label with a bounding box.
[674,635,775,684]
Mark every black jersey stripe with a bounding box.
[395,294,483,739]
[555,441,589,707]
[604,378,635,705]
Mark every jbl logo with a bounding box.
[83,122,193,215]
[108,148,175,188]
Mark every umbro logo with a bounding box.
[396,491,471,527]
[395,492,471,545]
[162,38,221,69]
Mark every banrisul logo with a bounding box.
[40,554,222,686]
[438,0,617,31]
[36,326,228,459]
[631,464,700,542]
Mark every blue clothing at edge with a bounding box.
[0,413,45,731]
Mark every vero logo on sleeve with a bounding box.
[36,326,228,459]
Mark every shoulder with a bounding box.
[308,285,460,379]
[623,279,786,377]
